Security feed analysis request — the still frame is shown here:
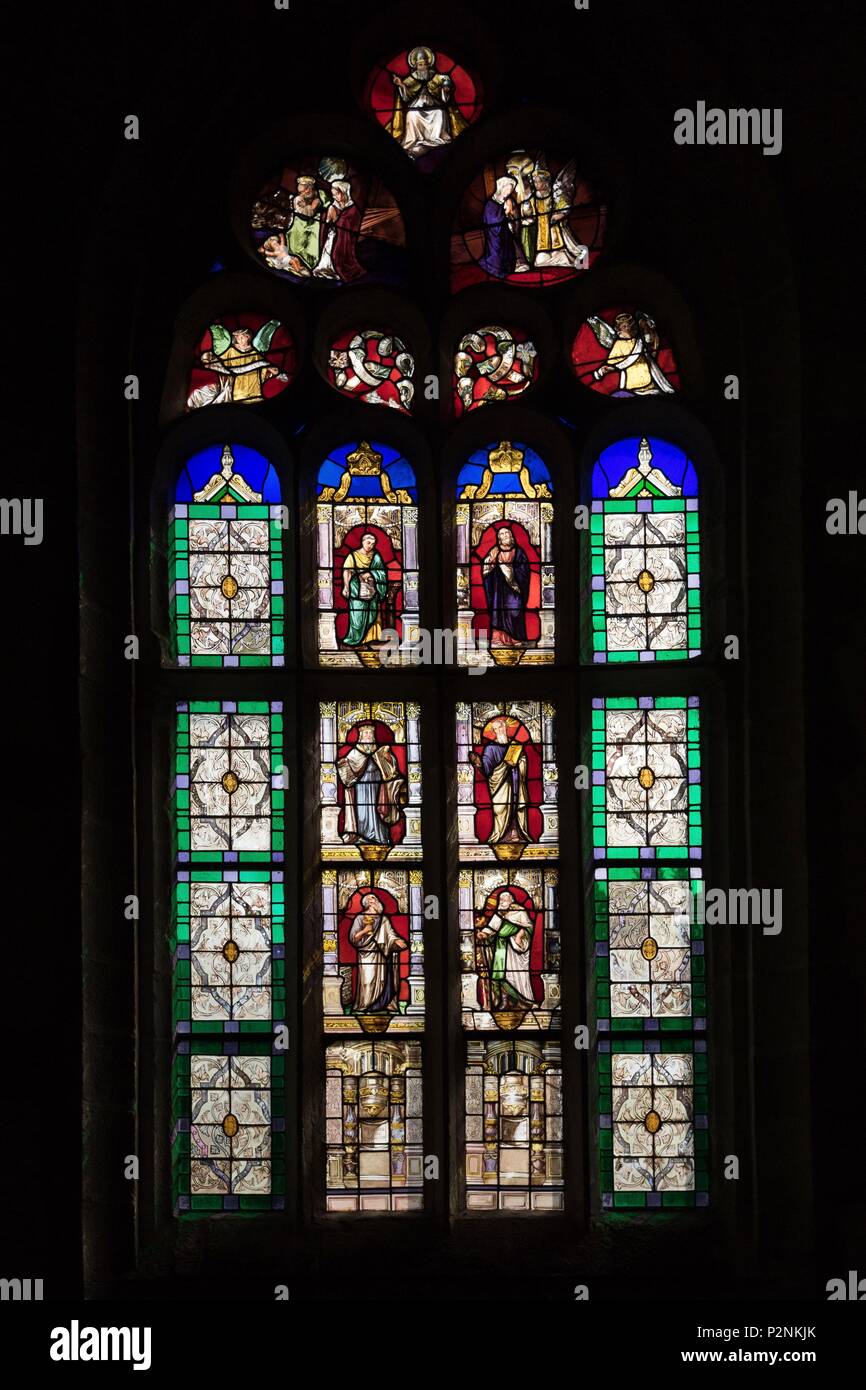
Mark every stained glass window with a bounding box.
[598,1040,708,1209]
[170,444,285,668]
[587,436,700,663]
[465,1040,563,1210]
[172,871,286,1035]
[451,150,605,290]
[571,308,679,398]
[186,315,296,410]
[364,47,481,169]
[318,695,425,1211]
[173,701,285,865]
[453,325,537,415]
[456,443,555,668]
[172,1042,285,1213]
[322,868,425,1033]
[590,696,701,861]
[251,156,406,286]
[456,701,561,1203]
[460,867,559,1031]
[326,1041,423,1211]
[320,701,422,862]
[316,442,418,667]
[590,691,708,1209]
[457,701,558,863]
[593,866,704,1031]
[327,329,414,412]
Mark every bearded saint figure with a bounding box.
[482,526,531,649]
[470,718,531,852]
[348,892,407,1013]
[337,723,405,847]
[388,46,469,159]
[475,889,538,1011]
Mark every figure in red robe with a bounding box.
[313,180,365,283]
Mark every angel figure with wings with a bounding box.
[187,321,285,409]
[530,155,589,270]
[586,311,676,396]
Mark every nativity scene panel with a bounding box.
[250,155,406,287]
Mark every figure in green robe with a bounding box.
[286,176,330,273]
[341,533,387,647]
[475,889,537,1010]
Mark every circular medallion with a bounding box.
[222,1113,239,1138]
[638,766,655,790]
[221,770,240,795]
[641,936,658,960]
[221,574,239,600]
[637,569,655,593]
[223,940,240,963]
[644,1110,661,1134]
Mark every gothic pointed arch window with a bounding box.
[73,2,813,1308]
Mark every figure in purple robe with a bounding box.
[482,525,530,648]
[478,176,517,278]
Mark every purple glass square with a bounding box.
[647,1192,662,1208]
[224,870,238,882]
[639,695,653,708]
[176,774,189,789]
[639,650,654,661]
[688,572,700,587]
[178,851,190,863]
[696,1192,710,1207]
[224,1195,240,1211]
[272,701,283,713]
[177,1019,190,1031]
[220,505,237,519]
[591,575,604,590]
[177,702,189,712]
[178,1195,190,1211]
[272,580,284,595]
[592,697,604,709]
[225,1022,239,1034]
[602,1193,613,1209]
[595,942,608,956]
[644,1019,659,1031]
[273,1195,286,1210]
[593,652,606,663]
[223,701,237,713]
[174,504,188,519]
[639,847,655,859]
[641,866,653,879]
[224,655,239,667]
[637,498,652,512]
[224,851,238,863]
[689,768,701,783]
[688,695,700,707]
[646,1039,660,1053]
[592,770,604,784]
[594,847,604,859]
